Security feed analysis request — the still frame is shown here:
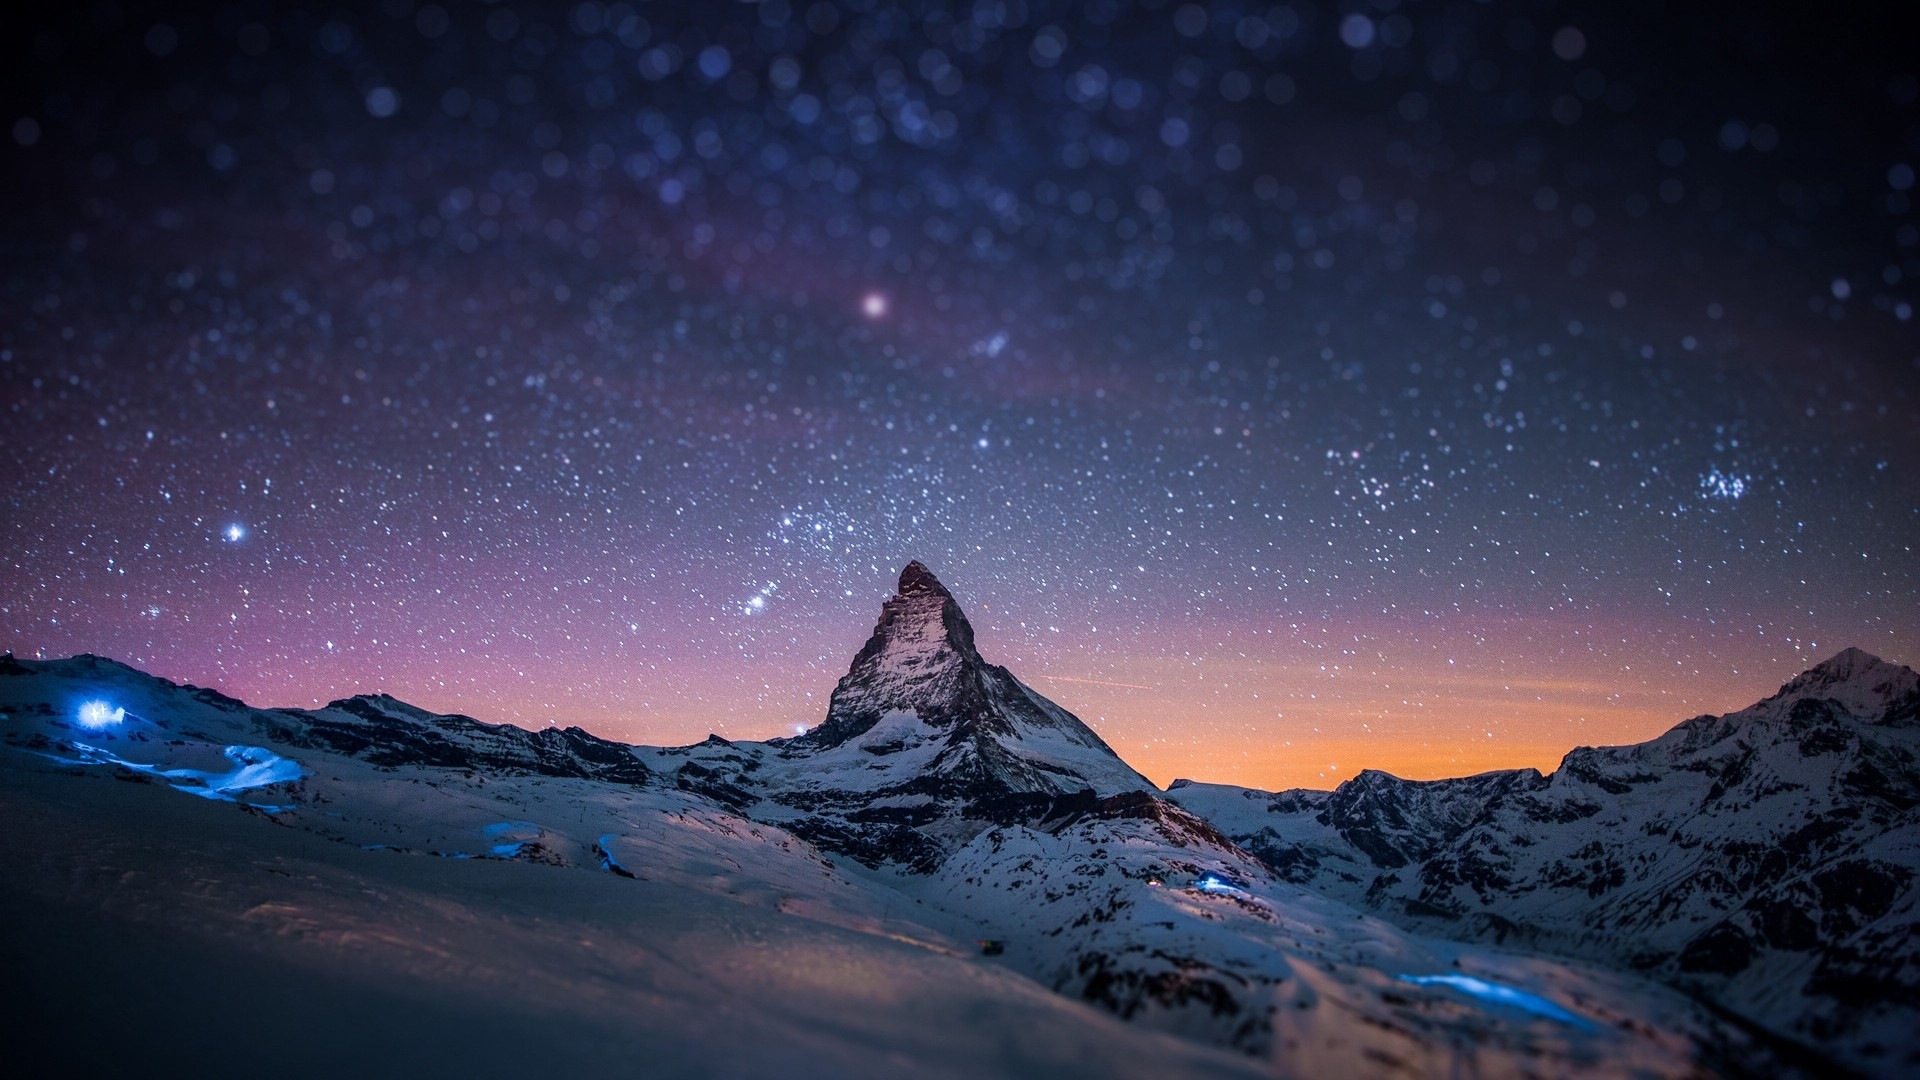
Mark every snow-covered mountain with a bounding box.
[798,560,1150,797]
[635,561,1151,871]
[1166,647,1920,1074]
[1,567,1909,1076]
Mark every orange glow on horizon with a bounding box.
[1040,673,1699,792]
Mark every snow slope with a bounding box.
[2,652,1262,1078]
[1,754,1263,1079]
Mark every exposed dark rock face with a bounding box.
[277,694,653,785]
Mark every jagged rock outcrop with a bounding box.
[279,694,653,785]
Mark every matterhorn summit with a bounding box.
[632,562,1151,870]
[803,560,999,745]
[792,561,1149,798]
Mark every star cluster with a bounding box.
[3,0,1916,789]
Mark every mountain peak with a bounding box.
[791,563,1149,797]
[801,562,981,747]
[1761,647,1918,725]
[897,560,951,598]
[1807,646,1884,679]
[865,560,979,664]
[1780,647,1908,694]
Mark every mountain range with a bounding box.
[1,561,1913,1077]
[1167,646,1920,1067]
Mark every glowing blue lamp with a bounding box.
[77,700,126,729]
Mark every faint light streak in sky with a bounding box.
[1034,675,1157,691]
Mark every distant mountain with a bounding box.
[286,692,656,784]
[1165,647,1920,1074]
[798,560,1149,797]
[637,561,1151,870]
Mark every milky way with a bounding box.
[4,0,1916,789]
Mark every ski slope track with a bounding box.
[2,563,1912,1077]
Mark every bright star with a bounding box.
[860,292,889,319]
[224,523,247,542]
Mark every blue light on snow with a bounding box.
[597,834,636,878]
[481,821,539,838]
[1397,974,1595,1029]
[1195,873,1249,897]
[482,821,539,857]
[189,745,304,797]
[64,742,303,805]
[77,701,126,729]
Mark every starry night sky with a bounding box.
[4,0,1917,790]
